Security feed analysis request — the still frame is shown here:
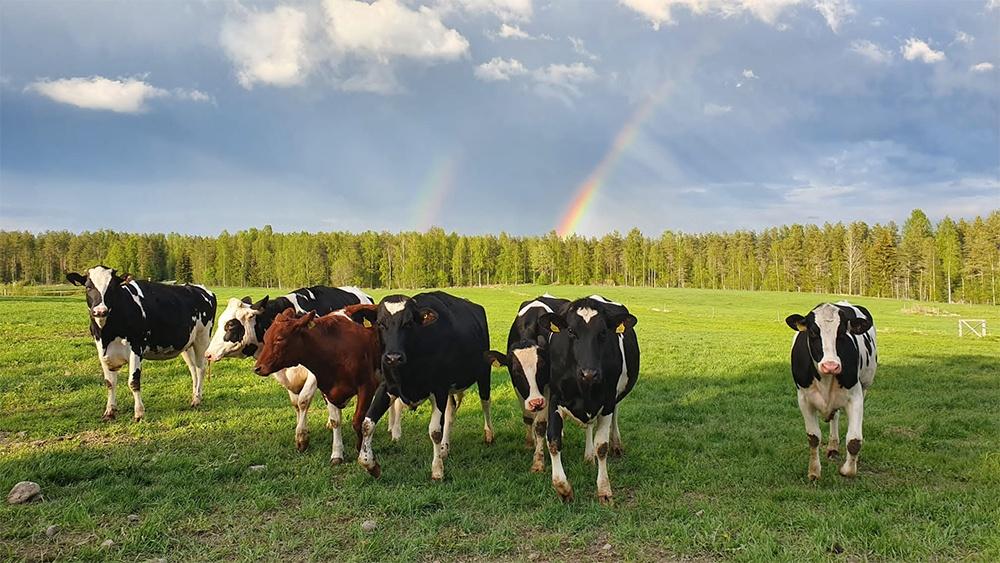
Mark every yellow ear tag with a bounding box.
[549,323,561,333]
[616,322,626,334]
[308,321,317,329]
[796,322,807,332]
[362,318,372,328]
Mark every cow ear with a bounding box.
[418,308,438,326]
[608,313,637,334]
[485,350,509,368]
[253,296,269,312]
[240,296,253,305]
[350,307,378,328]
[120,273,134,285]
[785,314,807,331]
[538,313,566,334]
[299,310,317,329]
[848,316,872,335]
[66,272,87,286]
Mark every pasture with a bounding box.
[1,285,998,562]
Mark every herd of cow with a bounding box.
[66,265,879,502]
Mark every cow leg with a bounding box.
[531,410,547,473]
[294,373,318,452]
[387,396,403,442]
[827,411,841,459]
[547,404,573,502]
[840,390,865,477]
[594,412,614,504]
[358,383,392,478]
[429,392,448,481]
[610,409,624,457]
[584,424,596,463]
[523,411,535,448]
[798,390,822,481]
[478,369,494,444]
[324,396,336,429]
[440,393,457,460]
[97,345,119,421]
[180,347,205,408]
[128,351,145,422]
[328,403,344,464]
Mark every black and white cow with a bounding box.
[350,291,493,481]
[785,301,877,480]
[487,294,569,472]
[204,286,404,458]
[537,296,639,503]
[66,266,216,421]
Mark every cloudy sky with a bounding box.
[1,0,998,236]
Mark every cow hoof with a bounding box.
[133,414,143,423]
[390,430,402,442]
[102,410,117,422]
[365,463,382,478]
[808,472,821,482]
[584,454,596,465]
[826,449,840,460]
[431,472,444,482]
[597,492,613,505]
[296,438,309,452]
[530,461,545,473]
[190,399,201,409]
[330,456,344,466]
[839,465,857,478]
[554,481,573,502]
[610,444,624,458]
[484,429,494,445]
[439,444,450,460]
[326,419,335,430]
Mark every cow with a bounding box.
[349,291,493,481]
[487,294,569,472]
[66,265,216,421]
[203,286,404,452]
[252,304,381,464]
[785,301,877,480]
[537,296,639,503]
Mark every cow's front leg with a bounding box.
[429,392,449,480]
[547,404,573,502]
[584,423,596,463]
[610,409,624,457]
[798,390,822,481]
[531,410,547,473]
[327,404,343,464]
[523,412,535,448]
[840,389,865,477]
[128,351,145,421]
[594,411,614,504]
[293,374,318,452]
[827,411,841,459]
[358,383,392,478]
[478,369,494,444]
[387,396,403,442]
[440,393,457,460]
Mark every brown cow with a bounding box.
[254,305,380,465]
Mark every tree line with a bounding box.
[1,209,997,304]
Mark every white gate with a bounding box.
[958,319,987,337]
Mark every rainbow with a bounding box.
[555,88,668,237]
[414,156,457,231]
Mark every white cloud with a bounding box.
[439,0,532,22]
[703,103,733,116]
[220,5,311,89]
[474,57,528,81]
[952,31,974,45]
[970,62,994,73]
[324,0,469,62]
[849,39,893,64]
[742,69,757,79]
[813,0,854,33]
[988,0,1000,10]
[532,62,598,103]
[618,0,803,30]
[25,76,208,113]
[569,36,599,61]
[901,38,945,63]
[498,23,531,39]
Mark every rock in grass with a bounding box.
[127,513,140,523]
[249,464,266,472]
[45,525,59,537]
[7,481,42,504]
[361,519,377,533]
[100,539,115,549]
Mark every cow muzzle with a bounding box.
[91,306,109,318]
[525,397,546,412]
[252,365,268,376]
[819,361,842,375]
[383,353,406,367]
[579,369,599,382]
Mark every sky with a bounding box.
[1,0,998,237]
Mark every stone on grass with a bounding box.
[127,514,140,523]
[100,539,115,549]
[361,519,377,533]
[45,525,59,537]
[249,464,266,472]
[7,481,42,504]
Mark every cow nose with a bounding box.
[527,397,546,412]
[384,353,406,366]
[820,361,842,375]
[252,365,264,375]
[92,307,108,317]
[580,369,598,381]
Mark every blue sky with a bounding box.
[1,0,997,236]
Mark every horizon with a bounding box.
[1,1,999,236]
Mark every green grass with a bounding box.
[2,285,998,562]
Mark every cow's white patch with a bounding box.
[384,300,406,315]
[303,288,315,300]
[284,293,305,313]
[339,286,374,304]
[542,293,556,299]
[813,303,842,368]
[589,294,622,306]
[512,346,543,407]
[332,310,350,319]
[615,334,628,398]
[518,300,553,317]
[127,281,144,298]
[205,299,259,361]
[576,307,598,323]
[189,284,214,305]
[88,267,113,317]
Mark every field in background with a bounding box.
[1,285,998,562]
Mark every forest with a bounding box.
[1,209,997,305]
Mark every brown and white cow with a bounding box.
[253,304,381,464]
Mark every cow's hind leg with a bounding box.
[840,391,865,477]
[610,409,624,457]
[584,424,596,463]
[128,351,145,422]
[429,392,449,481]
[827,411,841,459]
[797,391,822,481]
[531,411,547,473]
[387,396,404,442]
[478,369,494,444]
[594,412,614,504]
[546,404,573,502]
[294,372,319,452]
[358,383,392,478]
[180,347,206,409]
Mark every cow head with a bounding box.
[355,295,437,368]
[205,296,268,362]
[253,308,315,376]
[488,336,549,412]
[66,266,133,329]
[538,299,636,393]
[786,303,872,376]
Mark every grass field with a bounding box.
[1,285,998,562]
